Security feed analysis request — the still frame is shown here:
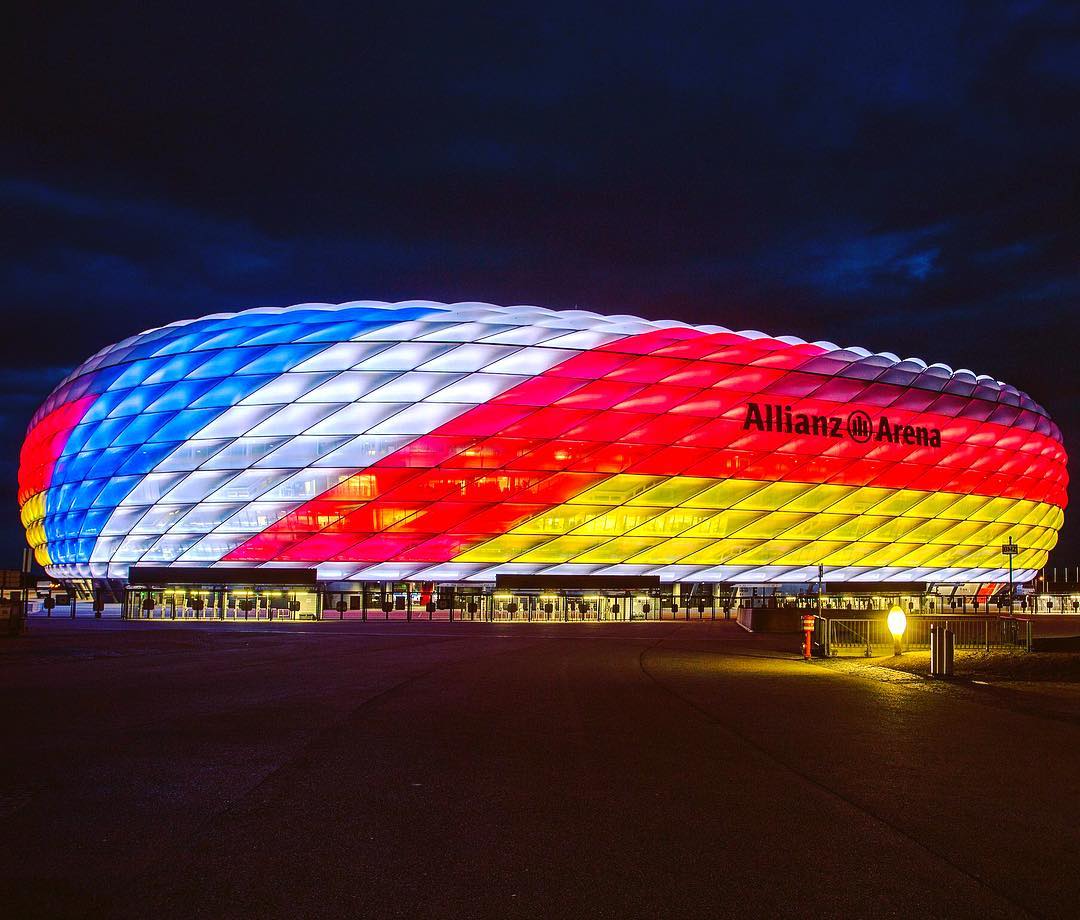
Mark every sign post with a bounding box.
[21,548,32,626]
[1001,537,1018,615]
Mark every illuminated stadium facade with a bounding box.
[18,301,1067,614]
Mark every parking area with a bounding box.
[2,618,1080,919]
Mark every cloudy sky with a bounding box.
[4,0,1079,566]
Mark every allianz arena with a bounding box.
[18,301,1067,611]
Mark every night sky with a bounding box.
[4,1,1079,569]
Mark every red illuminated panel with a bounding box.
[376,435,479,468]
[491,375,587,406]
[226,531,306,562]
[625,446,715,475]
[318,468,421,502]
[437,404,535,436]
[511,472,608,503]
[387,502,495,534]
[329,534,426,562]
[556,380,646,410]
[280,533,371,562]
[325,503,426,534]
[397,534,496,561]
[505,440,605,472]
[449,439,547,470]
[453,472,552,502]
[444,502,551,534]
[621,415,709,445]
[596,327,703,354]
[375,469,485,502]
[501,407,595,438]
[584,442,665,473]
[545,351,635,379]
[18,395,97,503]
[561,411,653,443]
[607,356,691,383]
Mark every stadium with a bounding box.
[18,301,1068,620]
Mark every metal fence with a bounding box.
[813,615,1032,657]
[127,605,316,622]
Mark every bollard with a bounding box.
[801,614,815,660]
[930,624,954,677]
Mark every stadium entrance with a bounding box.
[121,568,737,622]
[313,575,735,622]
[123,566,320,621]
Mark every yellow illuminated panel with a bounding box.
[682,510,767,538]
[572,537,665,563]
[573,507,668,536]
[567,475,665,505]
[517,536,610,563]
[780,514,855,540]
[729,511,813,540]
[628,478,716,506]
[626,538,714,564]
[471,474,1062,572]
[627,509,718,537]
[511,505,609,534]
[685,479,767,509]
[457,534,554,563]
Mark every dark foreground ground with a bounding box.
[2,619,1079,920]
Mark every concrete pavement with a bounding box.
[1,619,1078,919]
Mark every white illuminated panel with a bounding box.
[417,344,520,372]
[296,371,400,403]
[425,374,528,403]
[304,403,408,435]
[368,402,472,434]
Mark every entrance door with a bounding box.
[628,592,658,620]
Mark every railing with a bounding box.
[814,615,1032,657]
[127,605,312,621]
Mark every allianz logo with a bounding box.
[742,402,943,448]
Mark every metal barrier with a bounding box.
[129,605,306,621]
[929,624,954,676]
[814,615,1032,657]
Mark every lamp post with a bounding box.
[887,605,906,656]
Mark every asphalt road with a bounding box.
[1,619,1078,920]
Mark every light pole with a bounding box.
[1002,536,1018,616]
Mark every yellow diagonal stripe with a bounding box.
[453,474,1062,570]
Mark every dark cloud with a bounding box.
[2,0,1078,565]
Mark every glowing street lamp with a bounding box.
[887,605,907,656]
